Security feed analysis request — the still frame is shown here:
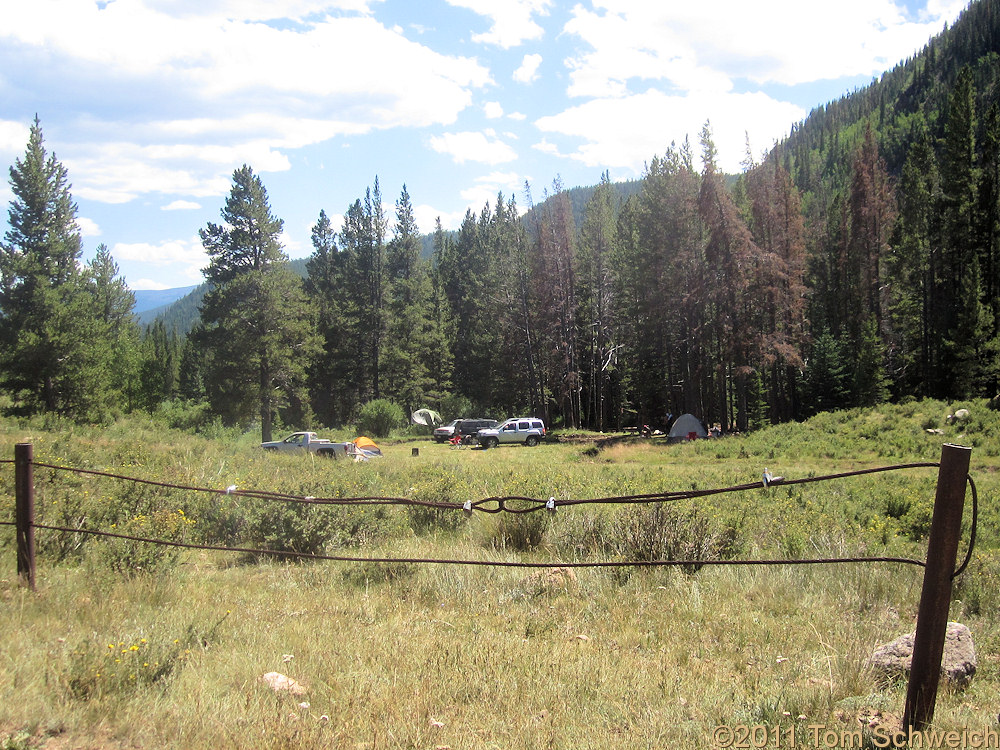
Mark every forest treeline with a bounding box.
[3,0,1000,437]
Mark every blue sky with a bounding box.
[0,0,969,290]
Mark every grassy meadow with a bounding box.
[1,400,999,749]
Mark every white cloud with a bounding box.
[484,101,504,119]
[429,130,518,165]
[112,237,208,282]
[535,89,804,174]
[0,3,491,204]
[61,138,296,205]
[142,0,380,22]
[513,54,543,84]
[76,217,101,237]
[413,204,466,233]
[459,170,525,211]
[445,0,551,48]
[280,229,306,259]
[562,1,966,98]
[531,139,564,158]
[162,200,202,211]
[0,120,30,155]
[128,278,174,291]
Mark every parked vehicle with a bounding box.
[432,419,461,443]
[260,431,349,458]
[476,418,546,448]
[433,418,498,443]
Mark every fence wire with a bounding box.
[0,455,980,574]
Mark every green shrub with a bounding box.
[240,498,405,557]
[63,615,227,701]
[609,503,737,574]
[92,509,195,576]
[153,399,215,432]
[356,399,405,438]
[485,510,550,551]
[953,550,1000,617]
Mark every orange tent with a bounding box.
[352,436,382,456]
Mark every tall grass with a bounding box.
[1,399,998,748]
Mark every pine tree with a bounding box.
[617,145,702,429]
[338,180,388,404]
[699,121,765,431]
[426,218,457,405]
[304,209,354,425]
[138,320,181,411]
[194,165,319,441]
[436,205,501,413]
[938,66,983,397]
[745,158,807,421]
[382,185,434,413]
[854,316,891,406]
[577,173,619,430]
[802,328,849,416]
[889,116,939,396]
[531,179,580,427]
[85,244,140,412]
[0,117,110,419]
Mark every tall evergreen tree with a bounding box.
[138,320,181,411]
[382,185,434,413]
[938,66,983,397]
[0,117,110,419]
[86,244,140,412]
[338,179,388,404]
[194,165,318,441]
[531,179,581,426]
[802,328,849,416]
[577,173,620,430]
[841,124,895,404]
[699,121,765,431]
[889,116,939,396]
[426,218,458,407]
[304,209,354,425]
[745,158,807,422]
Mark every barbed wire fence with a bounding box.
[0,442,978,731]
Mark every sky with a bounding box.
[0,0,970,290]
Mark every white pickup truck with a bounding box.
[260,432,349,458]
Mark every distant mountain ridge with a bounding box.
[137,259,308,332]
[132,285,198,314]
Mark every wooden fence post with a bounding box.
[15,442,36,591]
[902,442,972,731]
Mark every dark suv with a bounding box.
[432,418,498,443]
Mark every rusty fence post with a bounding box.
[902,442,972,730]
[14,442,36,591]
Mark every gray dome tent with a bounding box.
[667,413,707,444]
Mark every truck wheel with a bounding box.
[318,449,337,458]
[485,437,499,449]
[525,436,538,447]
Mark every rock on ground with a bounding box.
[868,622,976,687]
[261,671,308,695]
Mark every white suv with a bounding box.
[477,418,546,448]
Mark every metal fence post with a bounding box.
[14,442,36,591]
[902,442,972,730]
